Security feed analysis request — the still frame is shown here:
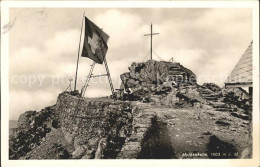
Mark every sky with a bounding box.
[9,8,252,120]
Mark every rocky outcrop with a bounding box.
[202,83,221,92]
[119,60,196,100]
[17,111,37,132]
[9,106,56,159]
[222,88,251,112]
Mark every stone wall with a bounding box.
[117,103,159,159]
[56,92,133,159]
[10,92,161,159]
[56,93,160,159]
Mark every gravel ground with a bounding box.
[149,106,251,159]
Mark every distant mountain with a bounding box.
[9,120,18,129]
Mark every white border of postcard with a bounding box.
[1,1,259,167]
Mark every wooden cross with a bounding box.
[144,23,159,60]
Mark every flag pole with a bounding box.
[74,12,85,91]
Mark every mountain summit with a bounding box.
[9,60,252,159]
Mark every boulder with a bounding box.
[17,111,37,131]
[202,83,221,92]
[72,146,87,159]
[64,132,75,144]
[95,138,107,159]
[88,137,100,147]
[119,60,197,101]
[81,149,95,159]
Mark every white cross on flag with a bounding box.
[81,17,109,64]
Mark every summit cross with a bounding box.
[144,23,159,60]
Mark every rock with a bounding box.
[243,121,249,125]
[64,132,75,144]
[150,95,162,103]
[88,137,100,147]
[72,125,79,132]
[193,102,202,108]
[231,112,249,120]
[95,138,107,159]
[122,142,142,152]
[81,149,95,159]
[118,127,128,137]
[215,120,230,127]
[240,147,251,158]
[74,136,85,149]
[214,127,220,131]
[202,83,221,92]
[9,106,55,160]
[17,111,37,131]
[127,79,138,87]
[120,60,197,100]
[223,87,250,101]
[240,124,246,128]
[222,88,251,112]
[161,90,179,106]
[72,146,87,159]
[210,102,227,108]
[167,120,175,125]
[180,88,187,94]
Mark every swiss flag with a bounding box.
[81,17,109,64]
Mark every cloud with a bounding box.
[9,88,60,120]
[149,8,252,86]
[10,47,51,75]
[93,9,148,61]
[10,29,80,75]
[94,10,144,48]
[44,29,80,61]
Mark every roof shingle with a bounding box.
[225,41,253,87]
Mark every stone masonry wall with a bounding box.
[117,103,158,159]
[56,93,159,159]
[10,92,160,159]
[56,93,133,159]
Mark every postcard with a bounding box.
[1,1,259,167]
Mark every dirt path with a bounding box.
[148,106,250,159]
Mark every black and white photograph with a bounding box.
[1,1,259,167]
